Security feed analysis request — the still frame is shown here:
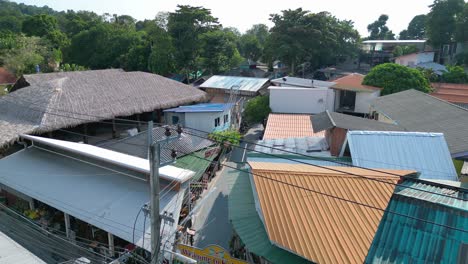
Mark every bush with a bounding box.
[243,95,271,124]
[441,65,468,84]
[209,129,241,146]
[363,63,431,95]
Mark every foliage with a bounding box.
[209,129,241,146]
[399,14,427,39]
[239,33,262,61]
[199,30,243,74]
[0,34,58,75]
[393,45,419,57]
[427,0,465,47]
[441,65,468,83]
[363,63,431,95]
[59,63,87,71]
[265,9,360,73]
[243,95,271,124]
[168,5,220,74]
[417,67,440,82]
[367,14,395,40]
[22,14,59,37]
[455,51,468,66]
[456,3,468,42]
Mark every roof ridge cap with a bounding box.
[325,110,336,127]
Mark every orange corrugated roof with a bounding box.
[331,73,380,92]
[249,162,415,264]
[263,113,325,139]
[431,83,468,104]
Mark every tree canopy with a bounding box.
[399,15,427,39]
[367,14,395,40]
[427,0,465,47]
[363,63,431,95]
[243,95,271,124]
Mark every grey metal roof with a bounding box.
[0,69,207,148]
[312,111,403,132]
[347,131,458,181]
[0,147,185,252]
[199,75,270,92]
[101,127,214,163]
[254,136,330,157]
[411,62,447,75]
[371,89,468,157]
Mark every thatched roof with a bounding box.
[0,69,207,148]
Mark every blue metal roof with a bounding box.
[199,75,270,92]
[365,179,468,264]
[164,103,233,113]
[347,131,458,181]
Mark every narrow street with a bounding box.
[192,124,263,250]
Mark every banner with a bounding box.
[177,244,247,264]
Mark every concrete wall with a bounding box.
[184,109,231,133]
[395,52,435,66]
[269,86,335,114]
[355,90,381,114]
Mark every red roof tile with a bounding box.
[430,83,468,104]
[263,113,325,139]
[331,73,380,92]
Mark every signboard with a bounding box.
[177,244,247,264]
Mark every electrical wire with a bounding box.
[177,149,468,233]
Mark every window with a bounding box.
[223,114,229,124]
[171,116,179,124]
[214,117,220,127]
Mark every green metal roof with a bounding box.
[174,148,217,182]
[227,163,313,264]
[365,179,468,264]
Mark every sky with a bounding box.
[16,0,435,36]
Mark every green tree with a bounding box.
[393,45,419,57]
[22,14,59,37]
[367,14,395,40]
[246,24,269,46]
[168,5,220,75]
[455,3,468,42]
[243,95,271,124]
[399,15,427,39]
[363,63,431,95]
[209,129,241,146]
[441,65,468,83]
[0,15,22,33]
[427,0,465,48]
[199,30,243,74]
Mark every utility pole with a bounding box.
[148,121,182,264]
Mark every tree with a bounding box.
[455,3,468,42]
[243,95,271,124]
[427,0,465,48]
[441,65,468,83]
[367,14,395,40]
[209,129,241,146]
[22,14,59,37]
[147,26,176,75]
[246,24,269,46]
[363,63,431,95]
[238,34,262,61]
[399,15,427,39]
[168,5,220,75]
[393,45,419,57]
[199,30,243,74]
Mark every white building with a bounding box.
[164,103,234,133]
[271,76,335,88]
[330,73,381,115]
[269,86,335,114]
[395,51,435,67]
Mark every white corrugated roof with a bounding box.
[271,77,335,88]
[21,135,194,183]
[0,230,46,264]
[199,75,269,92]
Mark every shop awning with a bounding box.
[0,146,186,252]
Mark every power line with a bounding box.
[179,150,468,233]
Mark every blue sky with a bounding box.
[16,0,434,36]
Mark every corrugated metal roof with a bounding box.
[362,40,426,44]
[173,147,218,182]
[347,131,458,181]
[247,153,353,167]
[199,75,270,92]
[227,164,312,264]
[164,103,233,113]
[366,179,468,264]
[0,147,186,252]
[330,73,380,92]
[371,89,468,157]
[271,76,335,88]
[263,113,325,139]
[312,111,403,132]
[0,230,46,264]
[254,137,330,157]
[249,162,415,264]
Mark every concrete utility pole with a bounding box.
[148,121,182,264]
